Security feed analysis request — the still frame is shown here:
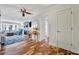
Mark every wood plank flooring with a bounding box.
[0,39,78,55]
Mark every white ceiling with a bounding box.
[0,4,53,22]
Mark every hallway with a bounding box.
[0,4,79,55]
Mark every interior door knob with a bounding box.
[70,43,72,46]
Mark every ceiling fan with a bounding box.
[20,8,32,17]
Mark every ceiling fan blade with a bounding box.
[25,12,32,15]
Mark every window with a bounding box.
[44,17,49,37]
[9,25,13,31]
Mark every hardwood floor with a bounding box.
[0,39,78,55]
[0,39,36,55]
[0,41,25,55]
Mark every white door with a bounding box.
[57,8,73,51]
